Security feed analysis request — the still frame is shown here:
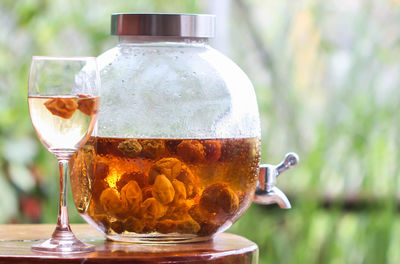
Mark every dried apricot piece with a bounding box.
[120,180,142,215]
[156,219,178,234]
[99,188,127,217]
[176,165,198,198]
[176,140,205,163]
[165,140,182,155]
[176,217,200,234]
[198,222,220,236]
[140,198,167,220]
[140,139,166,159]
[117,172,147,191]
[188,204,215,224]
[110,220,124,234]
[118,139,142,158]
[203,140,221,163]
[199,183,228,213]
[164,201,190,220]
[142,219,157,233]
[152,174,175,205]
[172,179,186,203]
[77,96,98,116]
[44,98,78,119]
[218,186,239,214]
[188,204,221,236]
[96,137,123,157]
[124,216,144,233]
[199,182,239,215]
[142,186,153,200]
[148,158,182,184]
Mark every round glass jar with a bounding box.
[70,14,261,243]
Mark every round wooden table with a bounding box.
[0,224,258,263]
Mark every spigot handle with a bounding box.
[276,152,299,175]
[253,152,299,209]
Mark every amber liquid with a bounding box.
[71,137,260,239]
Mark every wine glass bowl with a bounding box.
[28,95,99,156]
[28,56,99,253]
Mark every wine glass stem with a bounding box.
[56,158,71,232]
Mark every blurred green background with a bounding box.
[1,0,399,263]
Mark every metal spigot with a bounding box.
[253,152,299,209]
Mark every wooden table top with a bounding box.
[0,224,258,263]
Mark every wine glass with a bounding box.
[28,56,100,253]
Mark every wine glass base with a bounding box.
[31,230,95,254]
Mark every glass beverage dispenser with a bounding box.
[70,13,298,243]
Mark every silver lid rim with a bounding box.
[111,13,216,38]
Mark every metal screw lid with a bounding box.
[111,13,216,38]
